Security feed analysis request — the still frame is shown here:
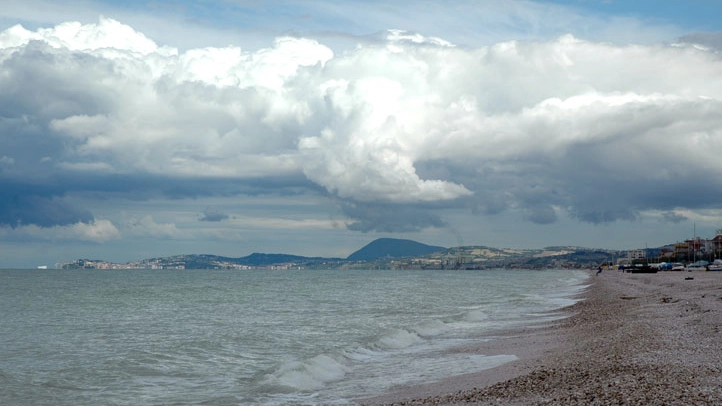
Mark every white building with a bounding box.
[628,249,646,260]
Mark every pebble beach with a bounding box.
[362,269,722,405]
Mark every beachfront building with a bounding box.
[668,231,722,263]
[688,237,705,260]
[658,247,674,261]
[673,242,689,262]
[712,230,722,260]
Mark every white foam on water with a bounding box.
[342,346,384,362]
[410,319,449,337]
[264,354,350,391]
[375,328,424,349]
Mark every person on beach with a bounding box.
[596,266,602,275]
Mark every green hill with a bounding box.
[347,238,446,261]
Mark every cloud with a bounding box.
[660,211,688,224]
[230,215,340,230]
[678,33,722,51]
[0,18,164,54]
[0,192,93,228]
[1,17,722,236]
[122,215,183,239]
[0,219,120,242]
[199,207,229,222]
[525,205,558,225]
[340,201,446,233]
[68,219,121,242]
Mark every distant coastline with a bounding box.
[51,232,722,271]
[50,245,649,271]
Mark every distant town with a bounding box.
[57,257,292,271]
[52,230,722,271]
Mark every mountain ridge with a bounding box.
[347,238,446,261]
[57,240,670,270]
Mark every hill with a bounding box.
[347,238,446,261]
[58,241,631,270]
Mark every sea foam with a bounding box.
[376,328,424,349]
[264,354,349,391]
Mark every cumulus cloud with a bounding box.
[67,219,121,242]
[0,18,166,54]
[2,17,722,235]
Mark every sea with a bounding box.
[0,268,589,406]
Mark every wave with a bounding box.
[375,328,424,350]
[460,308,490,322]
[411,319,450,337]
[260,323,449,393]
[262,354,350,391]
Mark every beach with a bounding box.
[362,269,722,405]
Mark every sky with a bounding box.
[1,0,722,268]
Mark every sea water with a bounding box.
[0,268,588,405]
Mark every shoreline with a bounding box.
[361,269,722,405]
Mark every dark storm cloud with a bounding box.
[569,205,640,224]
[0,175,97,227]
[157,175,321,200]
[418,159,565,224]
[0,167,317,228]
[418,142,722,228]
[0,188,93,227]
[340,201,446,233]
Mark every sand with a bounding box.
[361,269,722,405]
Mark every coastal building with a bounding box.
[658,247,674,261]
[673,243,689,261]
[712,230,722,260]
[628,249,646,261]
[665,230,722,263]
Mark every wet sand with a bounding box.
[361,269,722,405]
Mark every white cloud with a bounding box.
[2,18,722,228]
[0,17,166,55]
[69,219,121,242]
